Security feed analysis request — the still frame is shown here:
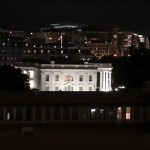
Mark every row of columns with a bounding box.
[99,71,112,91]
[1,106,150,123]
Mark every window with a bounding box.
[55,87,59,91]
[55,75,59,81]
[108,107,114,120]
[90,108,96,119]
[126,107,131,119]
[41,50,43,53]
[117,107,122,120]
[89,75,92,81]
[99,108,105,120]
[79,75,83,81]
[89,87,92,91]
[79,87,83,91]
[28,50,30,53]
[34,50,36,53]
[46,75,49,81]
[45,86,49,91]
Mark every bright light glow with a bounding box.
[114,54,117,57]
[115,88,118,91]
[29,80,34,89]
[23,70,27,74]
[91,109,96,113]
[29,71,34,79]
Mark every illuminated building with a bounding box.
[113,32,149,57]
[15,62,112,92]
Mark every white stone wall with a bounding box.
[40,69,97,91]
[15,63,112,92]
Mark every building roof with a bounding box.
[0,88,149,106]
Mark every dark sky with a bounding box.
[1,0,150,35]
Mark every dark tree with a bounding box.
[0,65,30,91]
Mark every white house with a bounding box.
[15,62,112,92]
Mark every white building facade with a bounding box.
[15,62,112,92]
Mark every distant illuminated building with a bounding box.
[15,62,112,92]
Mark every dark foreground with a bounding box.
[0,123,150,150]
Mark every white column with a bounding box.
[100,71,103,91]
[106,71,109,91]
[109,72,112,91]
[103,71,105,91]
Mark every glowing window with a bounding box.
[117,107,122,120]
[126,107,131,120]
[90,108,96,119]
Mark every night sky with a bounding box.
[1,0,150,35]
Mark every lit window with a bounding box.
[7,112,10,120]
[34,50,36,53]
[126,107,131,120]
[15,43,17,47]
[90,108,96,119]
[89,75,92,81]
[79,75,83,81]
[2,50,5,53]
[47,50,50,53]
[41,50,43,53]
[28,50,30,53]
[55,75,59,81]
[117,107,122,120]
[2,43,5,46]
[26,43,29,47]
[46,75,49,81]
[61,50,63,54]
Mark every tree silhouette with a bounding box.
[0,65,30,91]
